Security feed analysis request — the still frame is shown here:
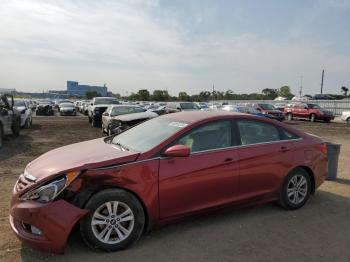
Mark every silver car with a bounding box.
[102,105,158,135]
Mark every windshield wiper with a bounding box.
[113,142,129,151]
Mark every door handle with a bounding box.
[224,158,234,164]
[279,146,290,152]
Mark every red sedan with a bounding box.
[10,111,327,253]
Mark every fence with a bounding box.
[211,99,350,116]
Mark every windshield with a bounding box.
[180,103,199,110]
[14,100,25,107]
[307,104,321,109]
[95,98,119,105]
[60,103,74,107]
[112,117,188,152]
[259,103,275,110]
[111,106,144,116]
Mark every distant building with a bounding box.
[0,88,16,94]
[67,81,108,97]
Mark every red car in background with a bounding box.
[251,103,285,121]
[10,111,327,253]
[284,103,335,122]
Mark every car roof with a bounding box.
[161,111,250,124]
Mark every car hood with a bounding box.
[111,111,158,122]
[25,138,140,183]
[94,104,118,108]
[14,106,26,111]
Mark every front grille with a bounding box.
[15,174,34,193]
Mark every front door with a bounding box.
[158,120,239,219]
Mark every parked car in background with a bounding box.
[14,99,33,128]
[341,111,350,124]
[251,103,284,121]
[36,101,54,116]
[59,103,77,116]
[165,102,200,113]
[0,94,20,148]
[80,101,90,115]
[313,94,335,100]
[284,103,334,122]
[57,100,72,112]
[222,105,280,120]
[102,105,158,135]
[196,102,209,110]
[10,111,328,253]
[144,104,167,115]
[88,97,120,127]
[274,103,286,112]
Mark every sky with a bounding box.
[0,0,350,96]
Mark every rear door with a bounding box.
[235,119,295,200]
[158,120,239,219]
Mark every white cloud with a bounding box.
[0,0,349,95]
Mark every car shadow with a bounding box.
[333,178,350,186]
[19,190,350,262]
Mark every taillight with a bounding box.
[316,144,327,155]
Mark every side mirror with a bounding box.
[90,103,93,106]
[164,145,190,157]
[256,108,261,111]
[176,107,182,111]
[102,112,109,116]
[304,106,308,109]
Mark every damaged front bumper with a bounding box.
[10,199,88,254]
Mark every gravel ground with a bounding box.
[0,114,349,262]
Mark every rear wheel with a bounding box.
[279,168,311,210]
[310,113,316,122]
[24,118,30,129]
[91,118,98,127]
[80,189,145,251]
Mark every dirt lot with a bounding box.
[0,115,349,262]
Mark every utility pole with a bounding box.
[299,75,303,98]
[212,84,215,107]
[320,69,324,94]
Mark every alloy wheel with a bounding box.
[287,175,308,205]
[91,201,134,244]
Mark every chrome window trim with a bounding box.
[189,137,303,156]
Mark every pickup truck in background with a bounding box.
[0,94,21,148]
[284,103,335,122]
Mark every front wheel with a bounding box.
[12,119,20,136]
[279,168,311,210]
[310,114,316,122]
[80,189,145,252]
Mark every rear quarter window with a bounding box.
[237,120,280,145]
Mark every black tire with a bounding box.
[279,168,311,210]
[91,118,98,127]
[310,113,316,122]
[324,119,330,123]
[88,117,92,123]
[286,113,293,121]
[108,126,113,136]
[101,124,105,134]
[80,189,145,252]
[24,118,30,129]
[347,117,350,125]
[12,119,20,136]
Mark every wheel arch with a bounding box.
[70,185,152,234]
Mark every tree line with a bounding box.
[86,85,349,101]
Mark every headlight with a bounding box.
[20,171,79,203]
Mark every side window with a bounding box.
[281,128,300,140]
[237,120,280,145]
[175,121,232,153]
